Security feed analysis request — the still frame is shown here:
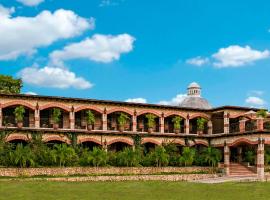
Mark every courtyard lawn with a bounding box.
[0,180,269,200]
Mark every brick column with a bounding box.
[160,113,164,133]
[224,143,230,176]
[132,111,137,132]
[224,111,229,134]
[239,119,246,133]
[257,138,265,180]
[69,106,75,130]
[257,117,264,131]
[102,109,107,131]
[207,120,212,135]
[185,115,190,134]
[0,107,2,128]
[34,104,40,128]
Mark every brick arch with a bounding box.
[107,138,134,146]
[141,138,161,145]
[40,103,71,112]
[164,112,187,119]
[189,113,210,120]
[74,105,103,114]
[190,140,209,147]
[137,110,161,117]
[1,101,35,110]
[170,139,185,146]
[229,114,252,119]
[107,107,133,116]
[229,138,257,147]
[42,135,71,144]
[78,137,102,145]
[6,133,29,142]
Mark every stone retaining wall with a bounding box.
[0,167,212,177]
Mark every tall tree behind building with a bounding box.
[0,75,22,94]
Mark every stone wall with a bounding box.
[0,167,212,177]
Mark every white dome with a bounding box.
[188,82,200,89]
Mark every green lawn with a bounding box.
[0,180,269,200]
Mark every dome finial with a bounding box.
[187,82,201,97]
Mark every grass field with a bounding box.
[0,180,269,200]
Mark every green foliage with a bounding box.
[14,106,25,123]
[132,134,142,149]
[172,116,182,130]
[52,108,61,124]
[117,113,129,127]
[115,147,142,167]
[146,146,169,167]
[86,110,95,125]
[145,114,157,128]
[265,147,270,165]
[179,147,196,166]
[244,150,255,165]
[53,144,78,167]
[197,118,207,131]
[257,109,268,118]
[9,144,35,168]
[200,147,222,168]
[0,75,22,94]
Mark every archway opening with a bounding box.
[164,115,185,134]
[137,113,160,133]
[142,142,157,154]
[107,112,132,131]
[75,109,102,130]
[40,108,69,129]
[81,141,102,151]
[189,117,208,135]
[108,142,131,152]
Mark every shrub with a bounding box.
[86,110,95,125]
[52,108,61,124]
[179,147,196,166]
[14,106,25,123]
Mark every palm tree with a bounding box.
[152,146,169,167]
[179,147,196,166]
[53,144,78,167]
[89,147,108,167]
[10,144,35,168]
[201,147,222,170]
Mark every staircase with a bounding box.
[229,163,257,177]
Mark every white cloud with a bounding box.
[248,90,264,96]
[0,6,94,60]
[245,96,266,106]
[99,0,123,7]
[25,91,37,95]
[125,98,147,104]
[17,0,44,6]
[158,94,187,106]
[0,5,15,17]
[18,66,92,89]
[212,45,270,67]
[50,34,135,66]
[186,56,209,66]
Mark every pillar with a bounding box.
[0,107,2,127]
[34,106,40,128]
[185,116,190,134]
[257,117,264,131]
[160,113,164,133]
[132,113,137,132]
[237,147,242,163]
[224,111,229,134]
[239,119,246,133]
[103,139,108,152]
[257,138,265,180]
[102,109,107,131]
[224,143,230,176]
[69,108,75,130]
[207,120,212,135]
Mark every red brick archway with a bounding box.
[40,103,71,112]
[1,101,35,110]
[107,108,134,116]
[78,138,102,145]
[107,138,133,146]
[43,135,70,144]
[141,138,161,145]
[229,138,257,147]
[74,105,103,114]
[6,134,29,142]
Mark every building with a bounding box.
[0,83,269,179]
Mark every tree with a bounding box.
[257,109,268,118]
[179,147,196,166]
[151,146,169,167]
[89,147,108,167]
[53,144,78,167]
[10,144,35,168]
[116,147,142,167]
[0,75,22,94]
[201,147,222,169]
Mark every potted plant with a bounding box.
[86,110,95,131]
[14,105,25,128]
[117,113,129,132]
[145,114,157,133]
[52,108,61,129]
[197,117,207,135]
[172,116,182,134]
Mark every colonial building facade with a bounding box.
[0,83,269,179]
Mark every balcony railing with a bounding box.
[229,122,240,133]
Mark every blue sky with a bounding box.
[0,0,270,108]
